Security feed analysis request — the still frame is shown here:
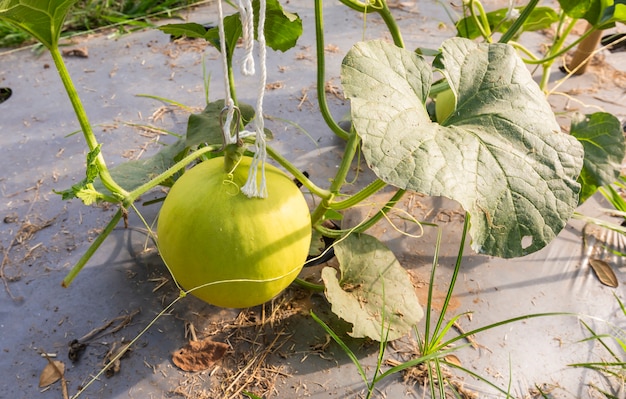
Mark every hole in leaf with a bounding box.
[521,235,533,249]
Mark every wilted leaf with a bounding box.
[172,338,229,372]
[39,360,65,388]
[321,233,423,341]
[341,38,584,258]
[588,258,619,287]
[571,112,624,203]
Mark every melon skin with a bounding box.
[157,156,312,308]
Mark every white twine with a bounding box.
[241,0,268,199]
[217,0,236,144]
[237,0,256,76]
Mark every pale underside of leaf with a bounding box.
[341,38,584,258]
[322,233,423,341]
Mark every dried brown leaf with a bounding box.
[444,354,462,367]
[172,338,229,372]
[39,360,65,388]
[589,258,619,287]
[104,341,132,378]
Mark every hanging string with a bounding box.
[217,0,236,144]
[237,0,255,76]
[241,0,268,198]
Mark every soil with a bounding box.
[1,1,625,398]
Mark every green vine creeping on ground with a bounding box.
[2,0,626,396]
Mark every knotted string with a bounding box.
[240,0,268,198]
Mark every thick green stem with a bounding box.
[315,0,350,140]
[518,29,593,65]
[62,208,123,287]
[265,145,332,199]
[125,145,220,204]
[539,16,578,90]
[294,277,325,292]
[227,60,238,106]
[310,132,360,224]
[338,0,380,13]
[223,143,245,173]
[330,178,386,210]
[49,46,129,198]
[316,188,407,238]
[378,2,404,48]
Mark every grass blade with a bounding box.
[310,311,369,386]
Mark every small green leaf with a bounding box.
[85,144,101,181]
[253,0,302,52]
[321,233,423,341]
[205,13,242,63]
[456,6,558,39]
[571,112,624,203]
[158,22,209,39]
[186,101,255,148]
[341,38,584,258]
[0,0,77,48]
[323,209,343,221]
[204,0,302,58]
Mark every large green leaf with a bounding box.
[571,112,624,203]
[321,233,423,341]
[341,38,584,258]
[0,0,77,48]
[456,6,558,40]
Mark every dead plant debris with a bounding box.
[39,352,69,399]
[62,47,88,58]
[39,360,65,388]
[172,337,229,372]
[68,309,140,363]
[1,179,50,302]
[103,340,132,377]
